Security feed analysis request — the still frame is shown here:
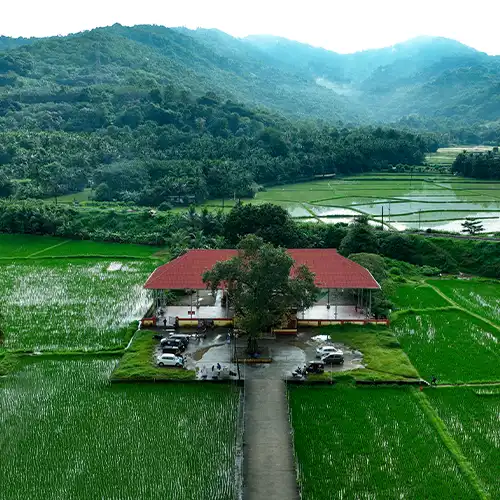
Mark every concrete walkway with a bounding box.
[243,379,299,500]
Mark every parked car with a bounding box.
[162,345,182,355]
[169,334,189,347]
[157,353,184,367]
[161,338,186,352]
[316,345,342,358]
[322,352,344,365]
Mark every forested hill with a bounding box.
[245,35,500,136]
[0,25,360,124]
[2,25,500,133]
[0,79,434,204]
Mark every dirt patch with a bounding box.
[192,346,212,361]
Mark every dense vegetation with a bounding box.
[2,26,500,143]
[0,359,241,500]
[0,82,431,203]
[393,310,500,383]
[1,200,498,278]
[452,149,500,179]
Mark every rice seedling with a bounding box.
[195,173,500,225]
[0,358,242,500]
[426,387,500,497]
[0,259,157,351]
[391,284,449,310]
[38,239,163,258]
[0,234,68,258]
[428,279,500,326]
[393,310,500,383]
[0,234,161,259]
[288,386,475,500]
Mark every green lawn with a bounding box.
[426,387,500,498]
[39,239,163,258]
[0,234,162,259]
[45,187,93,203]
[111,329,196,380]
[391,284,449,310]
[393,310,500,383]
[0,259,156,351]
[428,279,500,326]
[0,358,241,500]
[0,234,68,258]
[288,386,476,500]
[318,324,419,381]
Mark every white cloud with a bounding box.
[1,0,499,54]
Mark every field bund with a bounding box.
[199,170,500,233]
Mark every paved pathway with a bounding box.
[243,379,299,500]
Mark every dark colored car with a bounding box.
[322,353,344,365]
[169,334,189,347]
[160,338,186,352]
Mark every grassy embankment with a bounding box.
[111,329,196,381]
[306,324,420,382]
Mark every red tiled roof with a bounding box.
[144,249,379,290]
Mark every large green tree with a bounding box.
[202,235,318,352]
[339,216,379,256]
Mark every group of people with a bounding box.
[198,362,237,380]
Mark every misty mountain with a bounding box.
[1,25,500,129]
[245,34,500,125]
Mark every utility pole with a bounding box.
[381,206,384,230]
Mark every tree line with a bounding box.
[452,149,500,180]
[0,200,498,279]
[0,84,435,205]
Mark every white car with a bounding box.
[316,345,343,358]
[157,353,184,367]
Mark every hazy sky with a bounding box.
[2,0,500,54]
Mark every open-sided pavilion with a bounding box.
[144,249,386,329]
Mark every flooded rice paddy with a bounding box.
[201,172,500,232]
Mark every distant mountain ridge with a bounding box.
[1,25,500,129]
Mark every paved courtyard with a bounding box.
[153,328,364,380]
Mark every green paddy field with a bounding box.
[45,147,500,234]
[200,171,500,233]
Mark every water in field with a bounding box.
[200,172,500,233]
[0,358,242,500]
[0,260,157,351]
[393,217,500,232]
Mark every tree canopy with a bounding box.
[202,235,318,351]
[452,151,500,180]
